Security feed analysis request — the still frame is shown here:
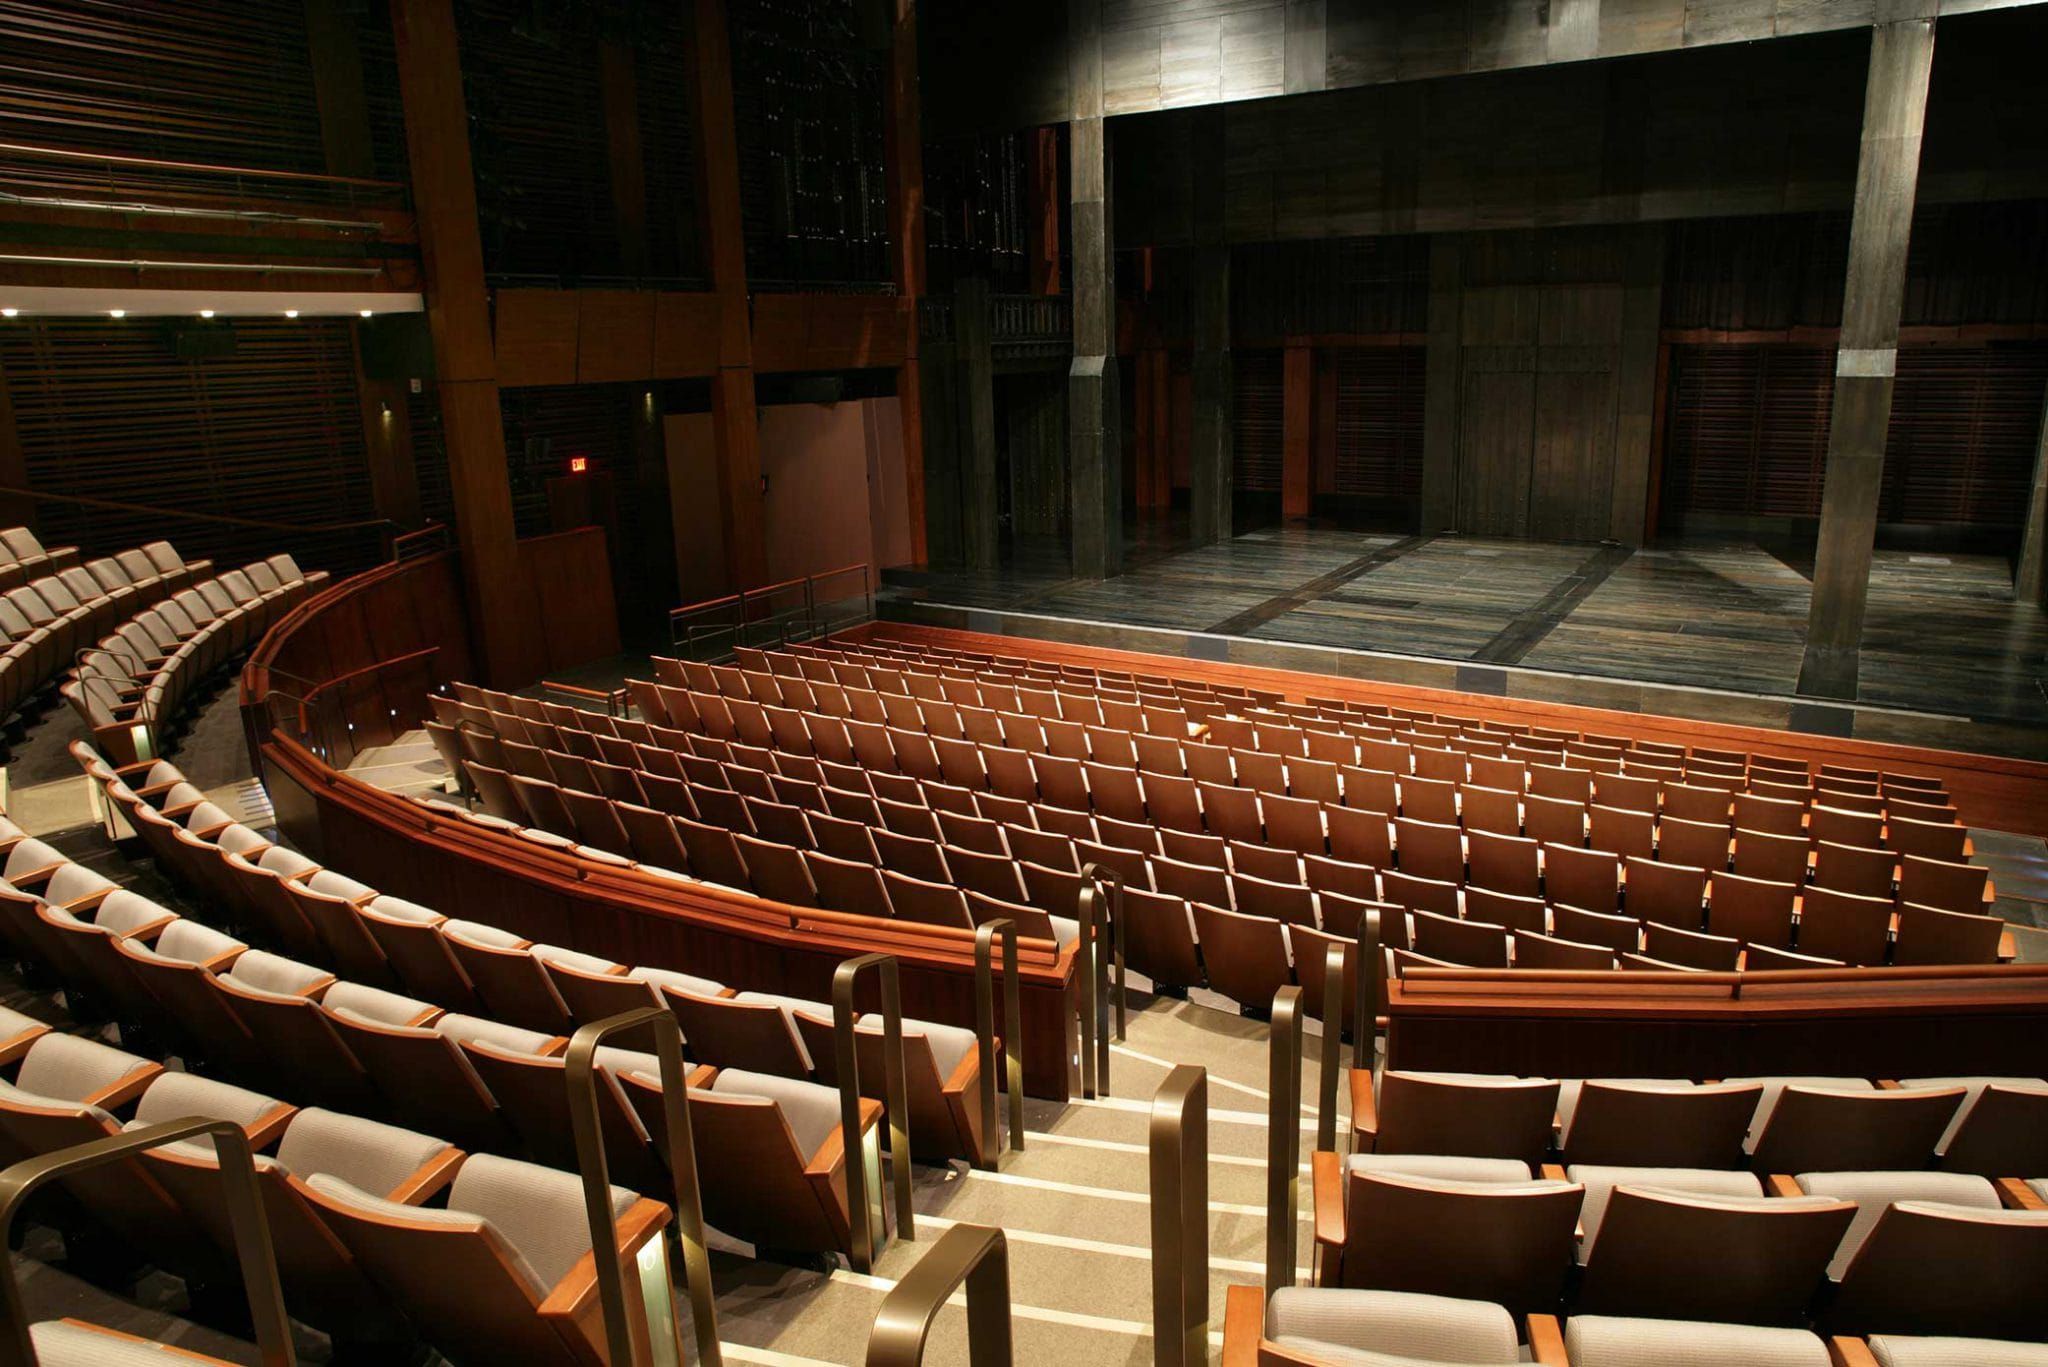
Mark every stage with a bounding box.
[880,526,2048,763]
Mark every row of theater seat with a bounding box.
[0,1000,678,1363]
[73,744,997,1197]
[62,553,324,759]
[434,694,2005,1021]
[1231,1067,2048,1367]
[0,525,80,590]
[0,538,210,727]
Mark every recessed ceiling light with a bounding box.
[199,309,214,319]
[284,309,299,319]
[108,309,125,319]
[0,309,15,318]
[359,309,373,318]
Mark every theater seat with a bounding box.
[1565,1315,1830,1367]
[305,1152,669,1366]
[1262,1286,1523,1365]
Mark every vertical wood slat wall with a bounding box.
[0,319,379,569]
[1232,348,1283,494]
[1332,347,1427,517]
[1663,342,2048,532]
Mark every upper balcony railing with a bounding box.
[0,141,411,230]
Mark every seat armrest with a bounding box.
[1828,1339,1880,1367]
[247,1102,299,1151]
[1764,1173,1804,1199]
[1347,1067,1377,1148]
[82,1061,166,1113]
[1528,1314,1569,1365]
[386,1145,465,1205]
[536,1195,672,1329]
[1996,1177,2046,1211]
[1312,1149,1345,1285]
[1221,1284,1266,1367]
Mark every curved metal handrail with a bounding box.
[564,1009,722,1367]
[834,953,916,1273]
[1267,985,1305,1294]
[1315,942,1348,1154]
[1149,1065,1209,1367]
[974,918,1026,1163]
[0,1119,295,1366]
[863,1224,1012,1367]
[1076,863,1126,1099]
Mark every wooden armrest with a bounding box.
[1528,1314,1569,1365]
[199,947,246,973]
[82,1061,166,1113]
[1764,1173,1804,1198]
[1312,1149,1345,1284]
[1996,1177,2046,1211]
[537,1196,672,1327]
[1540,1163,1568,1182]
[1998,929,2017,962]
[246,1102,299,1151]
[1827,1338,1880,1367]
[59,890,113,913]
[1221,1284,1266,1367]
[386,1145,465,1205]
[1347,1068,1377,1145]
[8,864,61,887]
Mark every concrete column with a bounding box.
[1797,19,1936,700]
[1419,234,1463,533]
[955,277,1000,572]
[1067,8,1121,579]
[2014,390,2048,607]
[1188,108,1232,547]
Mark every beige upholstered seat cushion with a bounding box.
[440,918,526,949]
[320,982,434,1027]
[1795,1170,2000,1276]
[153,919,243,964]
[530,943,619,974]
[225,950,328,996]
[134,1073,282,1132]
[1870,1336,2048,1367]
[437,1013,555,1055]
[276,1109,448,1194]
[1565,1315,1829,1367]
[448,1153,634,1290]
[2031,1178,2048,1204]
[711,1068,842,1157]
[0,1080,116,1127]
[15,1035,152,1102]
[853,1013,979,1079]
[1345,1153,1532,1183]
[31,1320,237,1366]
[632,965,723,999]
[366,894,442,924]
[1264,1287,1519,1365]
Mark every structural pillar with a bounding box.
[688,0,767,591]
[390,0,525,684]
[1282,341,1313,521]
[1028,127,1062,297]
[1187,107,1232,547]
[883,0,929,563]
[2014,389,2048,607]
[1797,19,1936,700]
[955,277,1000,571]
[1067,0,1120,579]
[1419,234,1463,534]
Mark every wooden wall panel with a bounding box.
[1459,367,1533,535]
[574,290,657,383]
[493,291,581,387]
[750,294,914,374]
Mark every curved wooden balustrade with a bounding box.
[241,553,1083,1100]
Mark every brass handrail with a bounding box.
[1077,862,1125,1099]
[1267,985,1305,1294]
[0,1119,294,1366]
[1356,906,1383,1075]
[564,1009,722,1367]
[863,1224,1013,1367]
[974,919,1026,1163]
[1148,1065,1209,1367]
[1315,943,1348,1154]
[834,953,916,1273]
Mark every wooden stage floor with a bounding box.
[881,526,2048,762]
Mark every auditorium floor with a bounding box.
[881,527,2048,761]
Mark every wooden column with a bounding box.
[1798,19,1936,701]
[1282,341,1313,521]
[1067,0,1120,579]
[2013,389,2048,607]
[954,277,1000,571]
[1028,126,1062,297]
[1420,234,1463,533]
[390,0,525,685]
[688,0,767,591]
[1187,108,1231,547]
[884,0,929,563]
[598,40,651,279]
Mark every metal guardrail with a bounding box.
[564,1009,722,1367]
[1267,985,1305,1295]
[1076,863,1125,1100]
[391,523,451,564]
[0,1119,296,1366]
[863,1224,1012,1367]
[667,563,874,661]
[1315,943,1348,1155]
[974,919,1026,1164]
[834,953,916,1275]
[1148,1065,1209,1367]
